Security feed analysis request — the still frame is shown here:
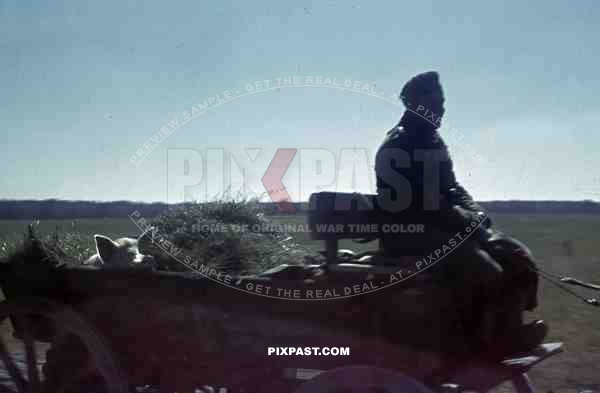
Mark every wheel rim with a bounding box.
[292,365,436,393]
[0,298,128,393]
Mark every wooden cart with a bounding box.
[0,192,564,393]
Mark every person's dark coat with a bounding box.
[375,111,538,311]
[375,111,488,225]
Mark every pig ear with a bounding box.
[94,235,118,263]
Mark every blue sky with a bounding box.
[1,0,599,203]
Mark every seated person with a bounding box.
[374,71,547,356]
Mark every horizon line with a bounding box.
[0,198,599,204]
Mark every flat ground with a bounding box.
[1,214,598,392]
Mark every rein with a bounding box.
[528,264,599,307]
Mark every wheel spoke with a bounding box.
[1,299,127,393]
[0,335,27,393]
[40,320,66,393]
[42,325,107,393]
[19,316,40,393]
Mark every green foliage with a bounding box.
[0,200,320,276]
[138,198,316,274]
[0,222,79,268]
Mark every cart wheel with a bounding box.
[0,297,128,393]
[292,366,436,393]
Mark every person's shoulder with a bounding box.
[381,126,411,146]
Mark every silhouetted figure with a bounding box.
[375,71,547,356]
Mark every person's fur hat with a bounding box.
[400,71,441,106]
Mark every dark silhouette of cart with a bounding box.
[0,192,563,393]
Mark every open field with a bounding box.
[0,213,599,392]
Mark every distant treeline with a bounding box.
[0,199,600,220]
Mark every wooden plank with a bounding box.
[501,342,564,372]
[450,343,564,392]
